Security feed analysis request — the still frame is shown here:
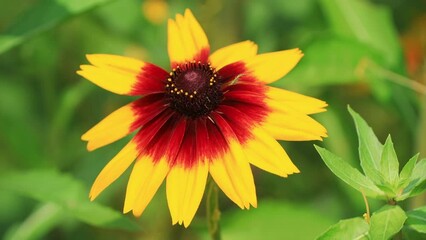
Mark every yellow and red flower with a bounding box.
[77,9,327,227]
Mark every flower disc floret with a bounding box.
[166,61,222,118]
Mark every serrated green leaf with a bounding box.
[369,205,407,240]
[348,106,385,186]
[319,0,401,67]
[315,146,385,199]
[406,206,426,233]
[0,0,116,54]
[380,135,399,187]
[317,217,369,240]
[0,170,140,231]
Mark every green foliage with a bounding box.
[279,0,402,88]
[315,146,384,199]
[317,217,369,240]
[320,0,404,104]
[406,206,426,234]
[0,0,424,239]
[320,0,400,66]
[276,38,380,86]
[349,107,385,187]
[369,205,406,240]
[0,0,116,54]
[0,170,140,232]
[220,200,335,240]
[316,107,425,239]
[380,136,400,188]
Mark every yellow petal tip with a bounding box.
[89,191,98,201]
[81,132,89,140]
[123,207,131,214]
[183,221,191,228]
[86,143,96,152]
[132,210,143,218]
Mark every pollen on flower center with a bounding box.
[166,61,223,118]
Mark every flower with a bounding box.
[77,9,327,227]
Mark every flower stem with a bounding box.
[357,58,426,95]
[206,178,221,240]
[361,191,370,224]
[7,202,63,240]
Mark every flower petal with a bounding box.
[243,48,303,84]
[184,9,209,51]
[86,54,144,73]
[82,102,136,151]
[244,127,299,177]
[266,86,327,114]
[168,9,209,67]
[124,156,169,216]
[77,54,168,95]
[166,161,208,227]
[77,54,144,95]
[209,41,258,70]
[263,112,327,141]
[89,140,139,200]
[209,113,257,209]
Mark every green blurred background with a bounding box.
[0,0,425,239]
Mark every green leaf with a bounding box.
[398,154,418,190]
[319,0,401,67]
[0,77,47,167]
[408,159,426,197]
[402,226,426,240]
[317,217,369,240]
[400,154,419,184]
[0,170,140,231]
[0,0,116,54]
[380,135,399,187]
[397,159,426,200]
[318,0,404,103]
[406,206,426,234]
[348,106,385,186]
[220,200,336,240]
[369,205,407,240]
[71,202,139,231]
[315,146,384,199]
[374,183,398,198]
[273,37,380,87]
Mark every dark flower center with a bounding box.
[165,61,223,118]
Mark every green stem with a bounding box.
[358,59,426,95]
[361,192,370,224]
[5,202,63,240]
[206,178,221,240]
